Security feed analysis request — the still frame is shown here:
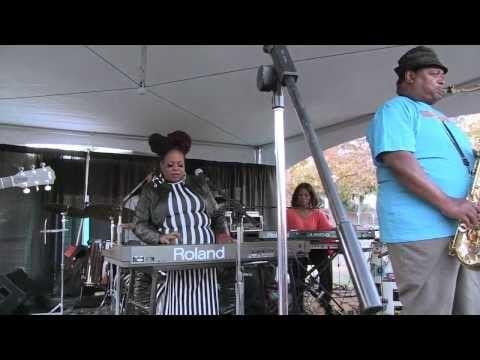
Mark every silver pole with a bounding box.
[108,217,118,314]
[84,150,90,205]
[115,265,121,315]
[235,223,245,315]
[255,147,263,164]
[109,262,115,313]
[59,213,66,315]
[117,214,123,246]
[273,84,289,315]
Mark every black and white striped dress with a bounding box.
[155,177,219,315]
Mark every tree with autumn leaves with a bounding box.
[287,137,376,211]
[287,113,480,212]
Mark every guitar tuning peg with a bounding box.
[36,186,40,192]
[40,162,46,168]
[44,185,51,191]
[18,167,24,172]
[31,165,36,170]
[23,187,30,194]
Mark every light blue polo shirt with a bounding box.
[366,96,474,243]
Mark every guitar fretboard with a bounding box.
[0,176,15,189]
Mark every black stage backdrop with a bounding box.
[0,144,277,291]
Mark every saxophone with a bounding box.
[449,147,480,269]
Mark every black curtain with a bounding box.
[0,144,277,291]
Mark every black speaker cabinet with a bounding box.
[0,273,27,315]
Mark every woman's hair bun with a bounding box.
[148,133,169,156]
[167,131,191,155]
[148,130,191,157]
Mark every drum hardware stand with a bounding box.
[76,150,91,254]
[304,261,345,315]
[96,187,147,316]
[95,218,120,314]
[100,175,152,315]
[108,174,154,315]
[76,150,96,309]
[230,198,259,316]
[34,212,69,315]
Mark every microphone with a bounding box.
[194,168,225,201]
[195,168,216,188]
[194,168,209,181]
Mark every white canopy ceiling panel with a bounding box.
[0,45,479,166]
[284,47,406,128]
[0,89,244,143]
[288,45,399,60]
[88,45,265,85]
[0,124,256,163]
[85,45,393,87]
[0,45,134,99]
[149,68,276,146]
[433,45,480,85]
[147,46,406,146]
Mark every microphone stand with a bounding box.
[121,174,151,208]
[195,171,247,315]
[258,45,382,314]
[107,174,151,315]
[117,173,152,246]
[227,199,258,227]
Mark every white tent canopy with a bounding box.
[1,45,479,167]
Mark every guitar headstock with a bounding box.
[9,163,56,193]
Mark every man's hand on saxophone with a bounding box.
[440,196,480,230]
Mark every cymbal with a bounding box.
[45,203,85,217]
[40,229,69,233]
[84,204,118,219]
[120,222,135,230]
[46,203,135,220]
[212,191,227,202]
[84,205,135,221]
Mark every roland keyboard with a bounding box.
[102,241,307,270]
[258,230,376,252]
[258,229,377,240]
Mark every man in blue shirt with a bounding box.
[366,46,480,314]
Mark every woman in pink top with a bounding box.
[287,183,335,314]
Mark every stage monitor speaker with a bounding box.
[0,272,27,315]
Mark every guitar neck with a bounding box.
[0,176,16,189]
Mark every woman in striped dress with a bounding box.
[134,131,233,315]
